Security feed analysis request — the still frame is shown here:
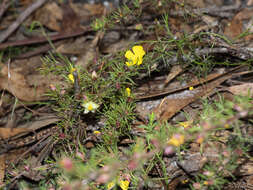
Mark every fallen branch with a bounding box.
[0,28,91,50]
[0,0,48,43]
[15,41,64,59]
[170,3,241,18]
[0,0,10,21]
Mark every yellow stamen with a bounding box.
[88,104,93,111]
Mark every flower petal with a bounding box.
[107,182,115,190]
[93,130,101,135]
[126,59,137,66]
[125,50,135,60]
[136,57,143,65]
[132,45,145,58]
[126,62,133,67]
[168,134,184,147]
[119,180,129,190]
[83,109,89,114]
[82,101,99,114]
[93,103,99,109]
[127,56,138,66]
[68,74,74,83]
[126,88,131,97]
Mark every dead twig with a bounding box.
[195,47,253,60]
[15,41,64,59]
[137,66,246,100]
[13,134,51,165]
[170,3,241,18]
[0,0,48,43]
[0,0,10,21]
[138,42,253,81]
[0,28,91,50]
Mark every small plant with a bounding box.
[6,1,252,189]
[92,17,107,31]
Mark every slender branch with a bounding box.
[0,28,91,50]
[0,0,11,21]
[170,3,241,18]
[0,0,48,43]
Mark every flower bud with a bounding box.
[60,158,73,171]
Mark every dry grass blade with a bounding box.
[0,155,5,184]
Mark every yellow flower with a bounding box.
[68,74,74,83]
[168,134,184,147]
[70,67,76,73]
[178,120,193,128]
[107,181,115,190]
[119,180,129,190]
[189,86,194,91]
[125,45,145,66]
[126,88,131,97]
[93,130,101,135]
[181,179,189,184]
[81,101,99,114]
[68,66,76,83]
[203,181,209,185]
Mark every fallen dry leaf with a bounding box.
[153,88,203,121]
[75,31,103,69]
[101,39,132,54]
[56,37,87,55]
[164,65,183,85]
[0,128,29,139]
[136,70,225,100]
[8,114,60,141]
[70,2,108,27]
[184,0,205,7]
[136,67,244,121]
[0,57,65,101]
[154,70,239,121]
[71,2,107,18]
[18,114,59,131]
[224,7,253,40]
[168,17,192,38]
[227,83,253,96]
[34,2,63,31]
[61,3,80,32]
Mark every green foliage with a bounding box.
[103,98,136,146]
[7,1,252,189]
[91,17,108,31]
